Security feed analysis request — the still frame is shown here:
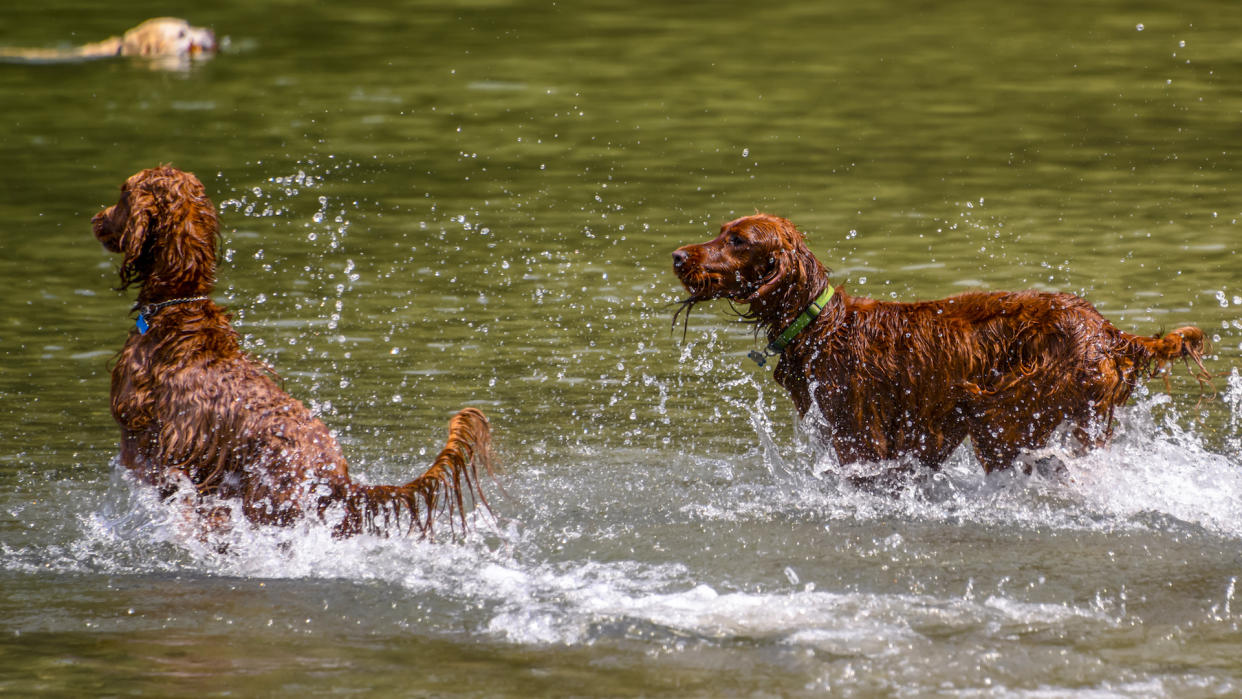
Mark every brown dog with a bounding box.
[94,166,493,537]
[673,214,1206,477]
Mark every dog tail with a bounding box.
[1129,325,1205,363]
[406,407,496,532]
[1125,325,1211,388]
[335,408,495,538]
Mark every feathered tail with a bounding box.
[333,407,495,538]
[1126,325,1211,385]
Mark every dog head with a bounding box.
[672,214,820,305]
[120,17,217,58]
[94,166,220,300]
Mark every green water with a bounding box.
[2,1,1241,696]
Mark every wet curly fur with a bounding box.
[673,213,1207,477]
[94,166,493,537]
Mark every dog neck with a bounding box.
[747,285,835,367]
[747,247,834,344]
[133,296,211,335]
[131,260,217,309]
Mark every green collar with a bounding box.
[748,286,835,367]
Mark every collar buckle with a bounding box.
[747,349,774,367]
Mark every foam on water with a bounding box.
[689,369,1242,540]
[2,376,1236,697]
[11,381,1238,654]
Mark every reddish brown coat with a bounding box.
[674,214,1204,475]
[94,166,492,537]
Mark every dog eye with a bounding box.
[728,234,745,246]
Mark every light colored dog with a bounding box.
[0,18,216,68]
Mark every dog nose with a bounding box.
[672,249,688,268]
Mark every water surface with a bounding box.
[2,1,1241,695]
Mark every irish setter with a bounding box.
[93,166,493,538]
[673,214,1207,478]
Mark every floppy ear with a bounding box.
[117,187,158,290]
[744,247,791,303]
[742,218,800,303]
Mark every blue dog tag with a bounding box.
[136,314,149,335]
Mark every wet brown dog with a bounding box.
[673,213,1206,478]
[94,166,493,537]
